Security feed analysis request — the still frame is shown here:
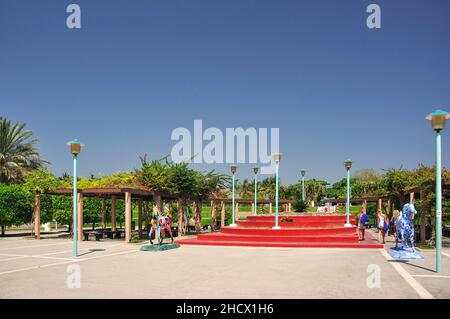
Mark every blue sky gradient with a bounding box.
[1,0,449,184]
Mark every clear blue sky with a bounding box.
[1,0,449,184]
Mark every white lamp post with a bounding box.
[344,159,353,228]
[229,165,238,227]
[272,153,282,230]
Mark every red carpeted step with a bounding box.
[174,214,382,249]
[196,232,358,243]
[247,215,355,223]
[176,238,384,249]
[235,221,353,228]
[221,226,357,236]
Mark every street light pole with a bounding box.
[253,167,259,216]
[67,139,84,257]
[436,129,442,272]
[230,165,238,227]
[344,159,353,228]
[300,169,306,202]
[426,109,449,273]
[272,153,282,230]
[72,154,78,256]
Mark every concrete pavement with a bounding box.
[0,235,448,298]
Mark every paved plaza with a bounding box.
[0,232,449,299]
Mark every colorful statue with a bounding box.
[149,206,174,245]
[395,202,417,252]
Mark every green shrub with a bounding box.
[293,200,307,212]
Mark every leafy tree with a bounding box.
[0,117,48,184]
[0,184,33,235]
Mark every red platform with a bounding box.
[176,214,384,249]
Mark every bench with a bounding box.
[83,231,103,241]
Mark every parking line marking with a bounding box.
[379,249,434,299]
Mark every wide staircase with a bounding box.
[176,214,383,248]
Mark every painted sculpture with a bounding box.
[394,202,417,252]
[149,206,174,245]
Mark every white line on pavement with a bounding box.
[0,249,139,276]
[412,274,450,279]
[442,252,450,258]
[0,242,70,251]
[0,256,28,262]
[379,249,434,299]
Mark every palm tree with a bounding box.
[237,179,253,199]
[0,117,48,184]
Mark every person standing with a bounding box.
[377,209,389,244]
[390,210,399,240]
[358,207,369,241]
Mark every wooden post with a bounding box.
[177,198,183,236]
[211,200,217,231]
[138,198,143,238]
[111,196,116,232]
[377,198,382,212]
[34,193,41,240]
[363,200,367,209]
[167,201,172,215]
[419,190,426,244]
[154,194,163,212]
[251,202,255,215]
[269,202,273,214]
[77,193,83,241]
[288,203,292,213]
[125,192,132,242]
[386,198,392,217]
[235,202,239,221]
[410,192,415,203]
[101,198,106,229]
[194,200,202,234]
[221,201,225,227]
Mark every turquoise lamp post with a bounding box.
[229,165,238,227]
[426,109,449,273]
[272,153,282,230]
[66,139,84,257]
[300,169,306,202]
[344,159,353,228]
[253,167,259,216]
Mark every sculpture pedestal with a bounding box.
[388,247,424,260]
[140,243,180,252]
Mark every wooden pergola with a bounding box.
[33,187,177,242]
[33,187,296,242]
[324,178,450,214]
